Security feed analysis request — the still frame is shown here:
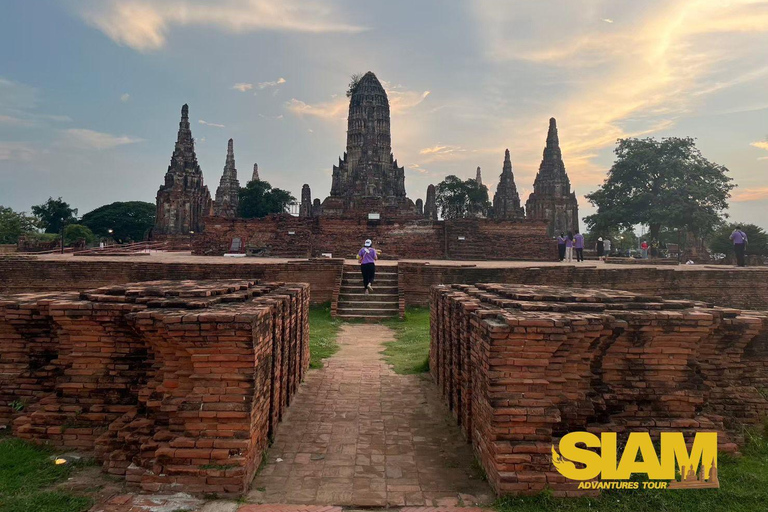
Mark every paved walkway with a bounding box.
[248,324,493,508]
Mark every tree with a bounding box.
[31,197,77,234]
[81,201,155,242]
[0,206,38,244]
[238,180,296,219]
[708,223,768,257]
[585,137,734,241]
[63,224,95,246]
[435,175,490,220]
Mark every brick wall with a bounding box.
[430,283,768,496]
[196,214,556,261]
[0,280,310,496]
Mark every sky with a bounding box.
[1,0,768,230]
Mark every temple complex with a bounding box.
[213,139,241,218]
[491,149,525,220]
[154,104,212,235]
[525,118,579,235]
[319,72,417,216]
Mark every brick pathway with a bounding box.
[249,324,493,507]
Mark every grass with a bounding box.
[309,303,342,369]
[382,307,431,374]
[495,425,768,512]
[0,438,92,512]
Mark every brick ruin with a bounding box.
[492,149,525,220]
[0,279,309,496]
[430,283,768,496]
[213,139,241,219]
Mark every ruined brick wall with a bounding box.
[402,263,768,310]
[0,280,309,496]
[430,283,768,496]
[196,215,555,260]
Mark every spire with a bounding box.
[492,149,524,220]
[476,166,483,188]
[425,184,437,220]
[544,117,561,160]
[176,103,193,146]
[225,139,235,176]
[213,138,240,218]
[251,163,259,182]
[300,184,312,217]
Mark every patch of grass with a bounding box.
[309,303,342,369]
[494,430,768,512]
[382,307,431,374]
[0,438,91,512]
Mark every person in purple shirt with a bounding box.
[729,227,748,267]
[357,239,379,293]
[564,232,574,262]
[557,233,567,261]
[573,230,585,262]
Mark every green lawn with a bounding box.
[495,427,768,512]
[0,438,92,512]
[382,307,431,374]
[308,303,342,369]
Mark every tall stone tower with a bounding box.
[251,163,260,183]
[492,149,525,220]
[475,166,483,188]
[154,104,212,235]
[213,139,241,218]
[424,184,438,220]
[299,184,312,217]
[322,71,415,215]
[525,118,579,235]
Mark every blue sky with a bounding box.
[1,0,768,229]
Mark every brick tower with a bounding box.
[492,149,525,220]
[525,118,579,235]
[213,139,241,218]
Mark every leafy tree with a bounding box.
[80,201,155,242]
[31,197,77,234]
[585,137,734,241]
[63,224,95,246]
[435,175,490,220]
[346,73,363,98]
[238,180,296,219]
[0,206,38,244]
[708,223,768,257]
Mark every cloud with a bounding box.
[257,77,286,89]
[751,140,768,151]
[58,129,143,150]
[285,97,347,120]
[198,119,225,128]
[601,18,614,24]
[76,0,366,52]
[418,144,467,162]
[732,187,768,202]
[258,113,284,120]
[407,163,429,174]
[232,83,253,92]
[0,142,36,161]
[0,115,33,127]
[120,93,131,102]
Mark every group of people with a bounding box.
[556,231,605,262]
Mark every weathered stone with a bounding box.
[300,184,312,218]
[251,163,259,182]
[492,149,524,220]
[415,198,424,215]
[424,184,437,220]
[154,104,212,235]
[475,166,483,188]
[213,139,240,219]
[525,118,579,235]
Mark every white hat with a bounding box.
[364,239,372,247]
[598,237,603,241]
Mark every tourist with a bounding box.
[574,230,584,262]
[565,232,574,262]
[557,233,567,261]
[357,239,378,294]
[596,237,605,261]
[603,237,612,257]
[641,240,649,259]
[650,239,659,259]
[730,226,748,267]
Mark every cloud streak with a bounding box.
[58,129,143,150]
[257,77,286,89]
[77,0,366,52]
[232,83,253,92]
[198,119,225,128]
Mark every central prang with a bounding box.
[319,71,417,216]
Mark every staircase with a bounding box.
[336,264,400,320]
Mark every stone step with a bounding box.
[338,301,399,310]
[340,287,398,295]
[339,293,398,300]
[342,277,398,285]
[336,311,399,319]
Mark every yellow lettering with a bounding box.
[616,432,662,479]
[552,432,602,480]
[660,432,718,480]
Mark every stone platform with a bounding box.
[430,283,768,496]
[0,279,310,496]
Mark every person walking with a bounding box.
[730,226,748,267]
[557,233,567,261]
[640,240,649,259]
[603,237,612,257]
[357,239,378,294]
[574,230,584,262]
[564,232,574,262]
[596,237,605,261]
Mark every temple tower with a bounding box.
[213,139,241,218]
[251,163,260,182]
[476,166,483,188]
[415,198,424,216]
[323,71,415,214]
[300,184,312,217]
[525,118,579,235]
[154,104,212,235]
[492,149,525,220]
[424,184,438,220]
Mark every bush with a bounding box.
[63,224,95,246]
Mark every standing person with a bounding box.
[357,239,378,294]
[603,237,612,257]
[640,240,649,259]
[650,239,658,259]
[573,230,585,262]
[730,226,748,267]
[596,237,605,261]
[565,232,574,262]
[557,233,567,262]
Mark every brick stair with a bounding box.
[336,264,399,320]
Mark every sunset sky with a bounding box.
[1,0,767,229]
